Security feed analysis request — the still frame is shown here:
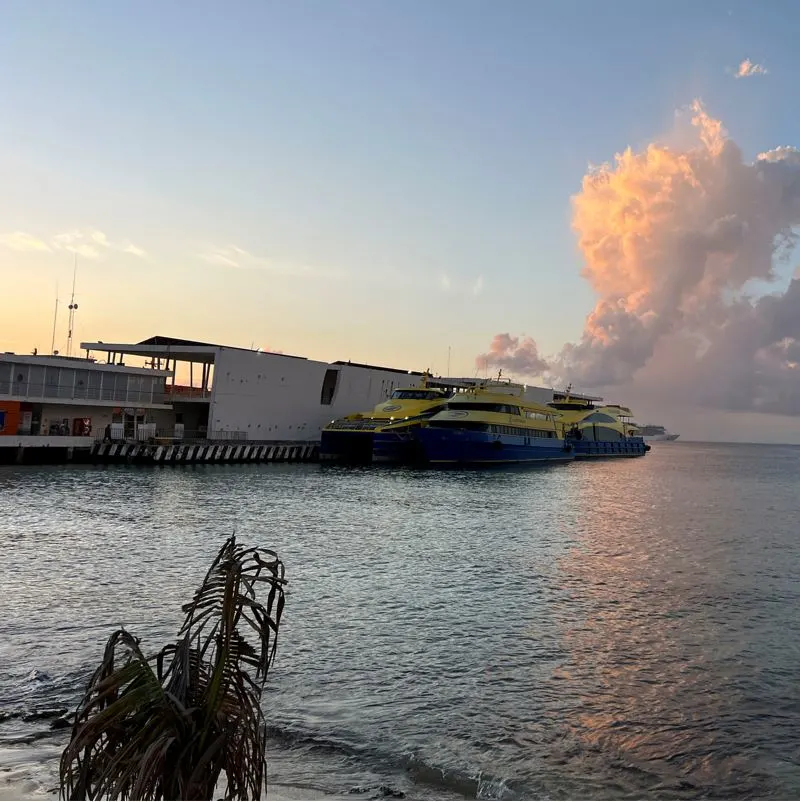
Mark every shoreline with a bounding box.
[0,782,338,801]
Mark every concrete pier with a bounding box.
[0,438,319,465]
[90,441,319,464]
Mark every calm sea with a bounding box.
[2,442,800,800]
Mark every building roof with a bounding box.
[136,335,222,348]
[80,336,306,364]
[331,360,423,376]
[0,351,172,376]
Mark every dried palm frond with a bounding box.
[60,536,286,800]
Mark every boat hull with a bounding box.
[643,433,680,442]
[570,437,649,458]
[371,429,425,464]
[415,427,574,466]
[319,429,375,463]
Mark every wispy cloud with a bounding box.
[436,273,484,296]
[0,227,146,260]
[200,244,345,279]
[0,231,52,252]
[734,58,768,78]
[52,229,147,260]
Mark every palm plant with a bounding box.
[60,536,286,801]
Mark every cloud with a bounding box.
[52,232,101,259]
[477,99,800,416]
[0,228,146,260]
[200,244,344,279]
[52,229,146,260]
[475,333,549,378]
[123,243,147,257]
[0,231,52,252]
[734,59,768,78]
[434,273,484,295]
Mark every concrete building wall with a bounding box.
[209,348,422,441]
[40,404,113,437]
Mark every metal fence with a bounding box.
[97,428,249,444]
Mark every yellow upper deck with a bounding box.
[425,380,561,434]
[323,373,449,432]
[547,392,640,437]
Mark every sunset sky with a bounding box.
[2,0,800,441]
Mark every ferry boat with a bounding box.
[320,373,450,463]
[414,377,573,466]
[548,387,649,458]
[638,424,680,442]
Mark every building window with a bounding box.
[320,368,339,405]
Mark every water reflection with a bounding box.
[549,450,800,798]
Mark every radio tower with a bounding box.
[50,280,60,355]
[66,254,79,357]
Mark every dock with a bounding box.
[0,436,319,465]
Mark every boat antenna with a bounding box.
[66,254,79,357]
[50,279,59,355]
[447,345,451,377]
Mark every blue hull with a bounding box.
[416,427,574,466]
[372,430,424,464]
[570,438,649,458]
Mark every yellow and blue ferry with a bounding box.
[320,373,450,464]
[414,377,573,466]
[548,387,649,458]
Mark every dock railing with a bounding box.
[96,428,249,444]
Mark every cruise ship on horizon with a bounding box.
[638,424,680,442]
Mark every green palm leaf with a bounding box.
[60,536,286,800]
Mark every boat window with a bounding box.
[526,411,551,421]
[490,424,555,438]
[446,402,522,415]
[390,390,442,400]
[320,368,339,405]
[429,420,490,431]
[548,401,594,411]
[431,420,555,438]
[595,426,624,441]
[583,412,616,423]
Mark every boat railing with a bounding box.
[164,385,212,400]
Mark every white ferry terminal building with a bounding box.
[0,334,580,464]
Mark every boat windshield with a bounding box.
[390,390,443,400]
[549,401,593,411]
[447,401,522,415]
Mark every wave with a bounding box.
[264,721,518,800]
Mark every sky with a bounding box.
[2,0,800,441]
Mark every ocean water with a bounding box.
[2,442,800,800]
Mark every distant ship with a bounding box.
[637,424,680,442]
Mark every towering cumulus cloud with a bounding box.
[477,101,800,415]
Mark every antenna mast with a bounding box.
[447,345,451,377]
[66,254,79,357]
[50,281,60,355]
